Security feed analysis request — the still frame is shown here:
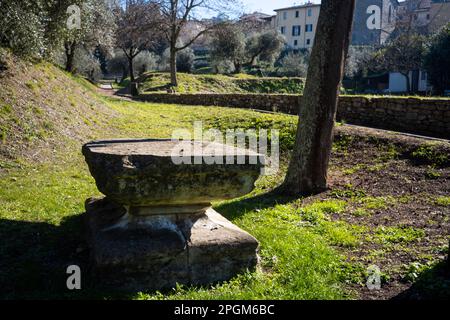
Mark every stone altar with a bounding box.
[82,139,263,291]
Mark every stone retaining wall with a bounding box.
[136,93,450,139]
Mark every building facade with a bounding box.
[397,0,450,33]
[273,3,320,49]
[239,11,275,31]
[273,0,399,49]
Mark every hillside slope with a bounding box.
[0,49,115,167]
[137,72,305,94]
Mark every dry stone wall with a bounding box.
[136,93,450,139]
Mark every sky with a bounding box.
[241,0,322,15]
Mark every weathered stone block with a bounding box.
[83,139,262,206]
[84,197,259,291]
[82,139,263,291]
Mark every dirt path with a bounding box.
[96,86,134,102]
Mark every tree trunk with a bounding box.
[128,56,135,82]
[170,46,178,87]
[121,66,128,83]
[64,41,76,73]
[234,62,242,74]
[279,0,356,196]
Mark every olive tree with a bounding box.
[47,0,116,72]
[210,23,285,73]
[73,48,103,81]
[277,51,309,77]
[373,33,426,93]
[115,0,164,82]
[0,0,47,57]
[209,22,245,73]
[424,23,450,95]
[156,0,239,86]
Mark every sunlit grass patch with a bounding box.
[358,196,396,211]
[373,226,425,244]
[435,196,450,207]
[299,200,347,223]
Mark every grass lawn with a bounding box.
[0,94,353,299]
[0,70,449,300]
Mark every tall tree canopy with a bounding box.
[424,23,450,95]
[372,33,426,93]
[157,0,238,86]
[0,0,48,57]
[46,0,116,72]
[1,0,116,71]
[210,23,285,73]
[115,0,164,82]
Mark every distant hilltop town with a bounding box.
[240,0,450,49]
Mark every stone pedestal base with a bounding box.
[84,198,259,291]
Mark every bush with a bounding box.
[73,48,103,81]
[176,48,195,73]
[277,51,309,77]
[159,48,195,73]
[134,51,158,76]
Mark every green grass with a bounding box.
[1,64,447,299]
[0,158,351,299]
[358,196,396,211]
[0,91,358,299]
[435,196,450,207]
[137,72,305,94]
[100,96,298,151]
[351,208,371,217]
[140,200,349,300]
[2,71,449,300]
[373,226,425,245]
[330,184,367,200]
[411,145,449,166]
[299,200,347,223]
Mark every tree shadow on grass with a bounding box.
[0,215,134,300]
[393,260,450,300]
[214,189,300,222]
[115,86,130,96]
[0,189,299,300]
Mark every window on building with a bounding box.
[296,11,299,18]
[283,12,287,20]
[305,24,313,32]
[306,39,311,45]
[426,14,430,20]
[280,26,286,34]
[294,40,298,46]
[292,25,301,36]
[307,8,312,17]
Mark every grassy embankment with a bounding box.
[135,72,305,94]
